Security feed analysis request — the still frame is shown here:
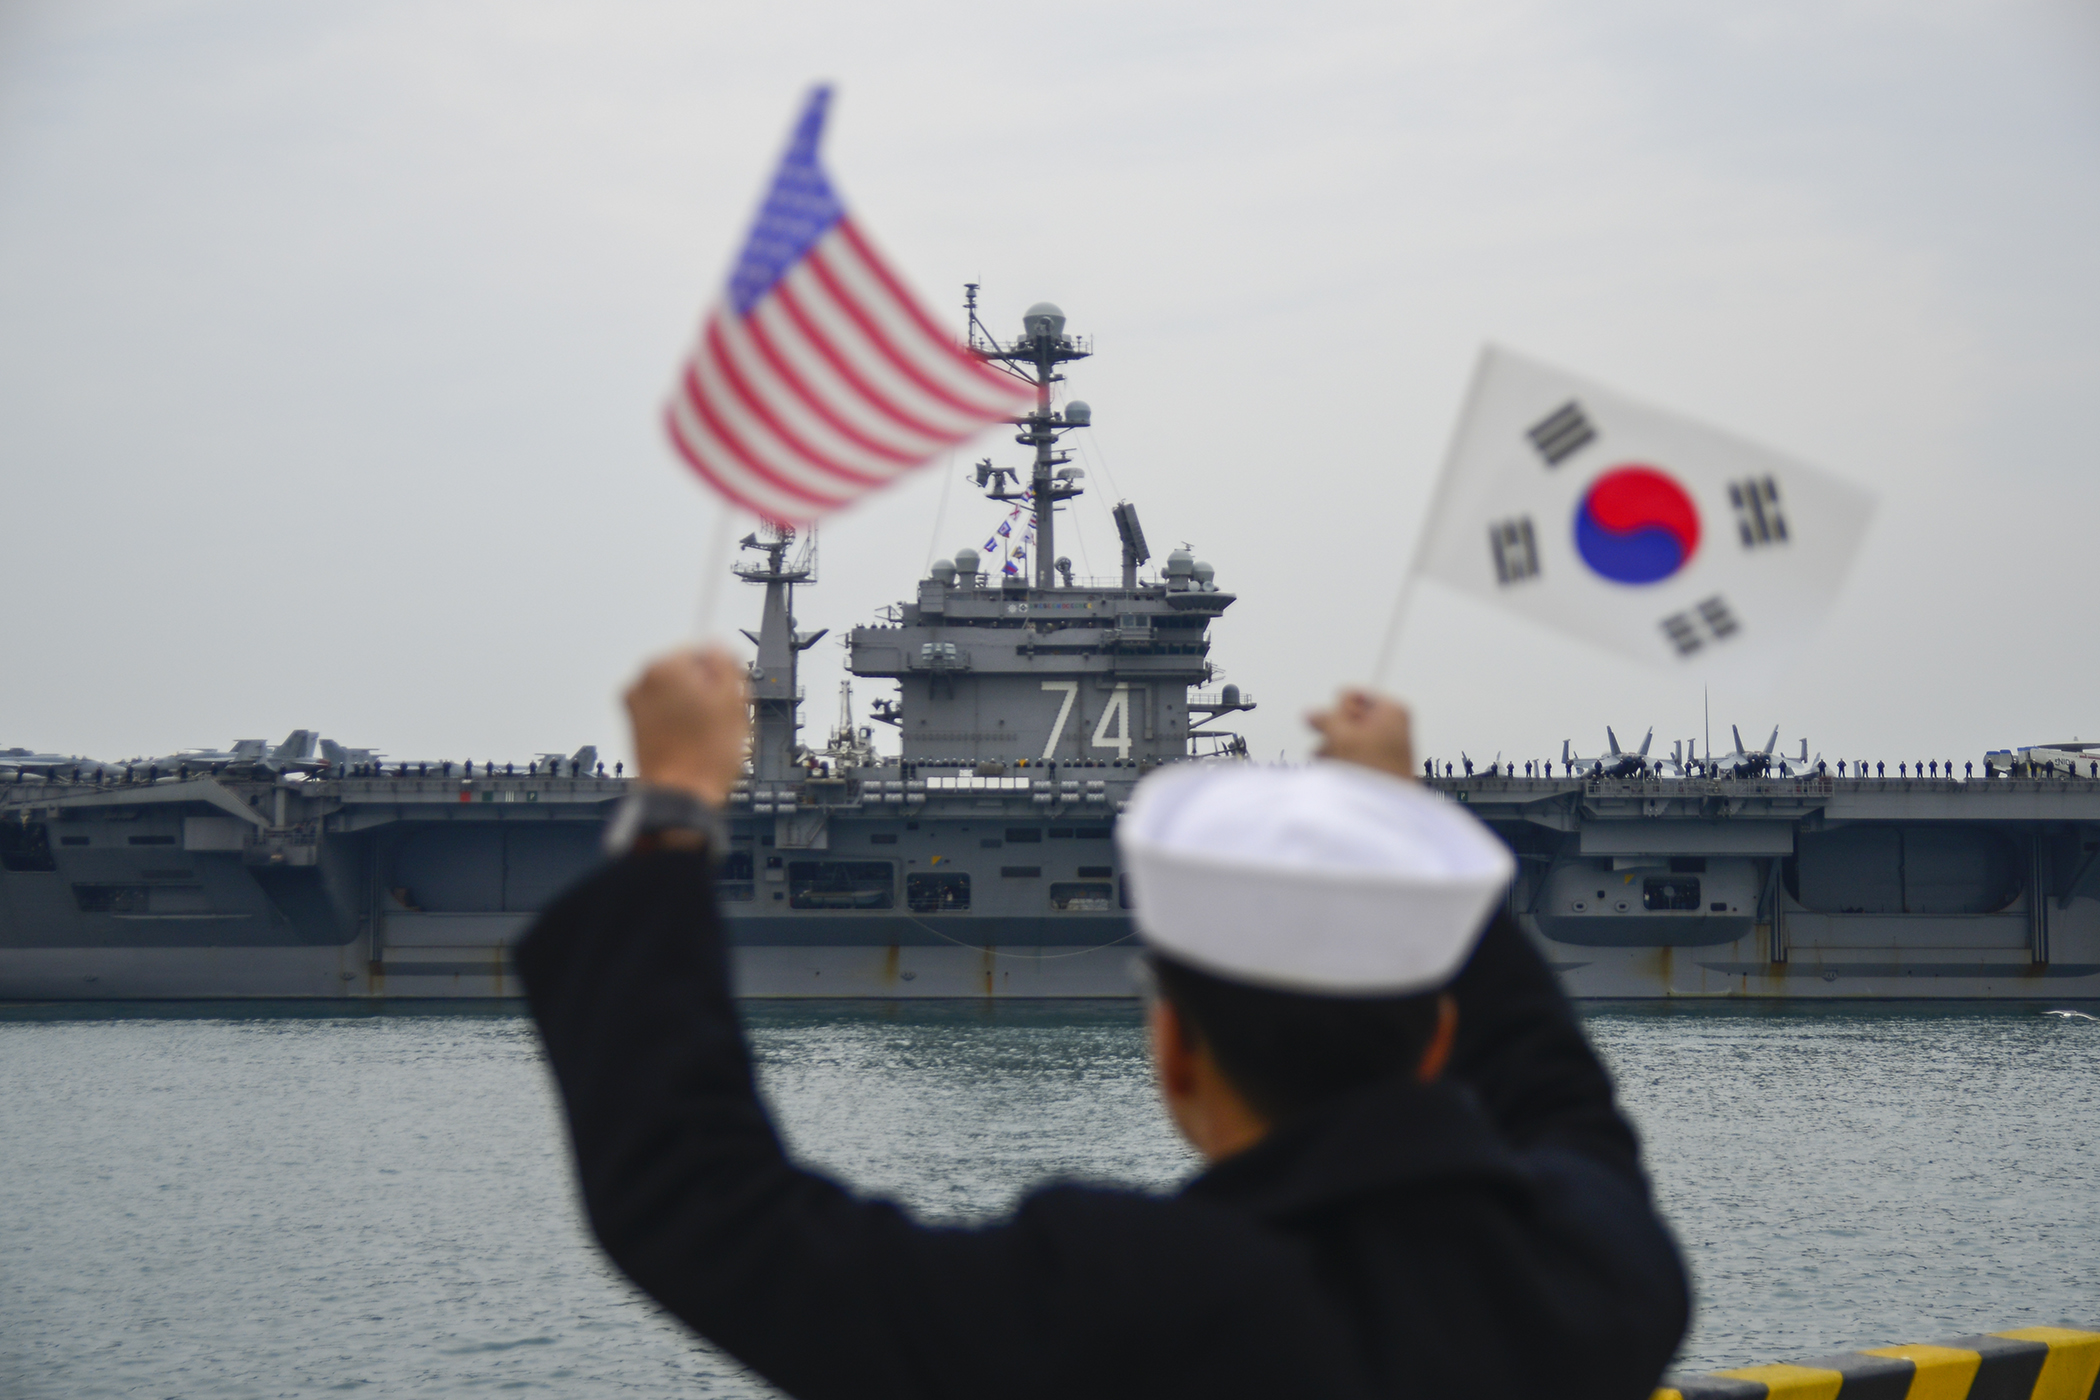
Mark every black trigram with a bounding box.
[1526,401,1595,466]
[1490,517,1539,585]
[1659,595,1742,656]
[1730,476,1787,547]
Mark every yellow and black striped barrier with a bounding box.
[1658,1326,2100,1400]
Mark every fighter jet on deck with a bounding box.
[0,747,105,780]
[1706,726,1820,779]
[1561,727,1656,779]
[119,731,326,779]
[1983,742,2098,779]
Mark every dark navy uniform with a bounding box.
[517,852,1689,1400]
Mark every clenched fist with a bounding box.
[1306,688,1414,782]
[624,646,750,806]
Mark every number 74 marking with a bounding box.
[1040,681,1133,761]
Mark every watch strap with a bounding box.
[603,786,726,859]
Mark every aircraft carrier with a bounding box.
[0,297,1256,1000]
[3,296,2095,1001]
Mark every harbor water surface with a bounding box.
[3,1001,2095,1396]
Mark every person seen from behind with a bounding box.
[517,645,1690,1400]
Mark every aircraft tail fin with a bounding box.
[1606,727,1622,756]
[271,730,317,763]
[570,745,599,774]
[1638,727,1654,757]
[232,739,267,761]
[1797,738,1808,763]
[1732,725,1746,755]
[1764,726,1780,755]
[1561,739,1572,765]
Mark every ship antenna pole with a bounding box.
[1031,326,1056,591]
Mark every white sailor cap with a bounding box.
[1115,761,1515,996]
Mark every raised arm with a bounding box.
[518,650,1314,1400]
[1441,909,1642,1176]
[518,851,967,1399]
[1307,689,1644,1178]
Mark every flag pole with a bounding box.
[1371,348,1495,690]
[1370,571,1423,690]
[695,505,736,639]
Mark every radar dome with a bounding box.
[1022,302,1066,340]
[930,559,957,585]
[954,547,981,578]
[1164,548,1195,576]
[1063,400,1092,426]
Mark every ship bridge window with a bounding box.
[1050,882,1115,911]
[127,834,176,846]
[721,850,755,881]
[1004,828,1042,843]
[1642,877,1701,911]
[869,833,899,845]
[907,872,969,912]
[787,861,894,910]
[1077,866,1113,878]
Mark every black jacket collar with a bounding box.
[1181,1076,1532,1223]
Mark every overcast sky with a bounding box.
[2,0,2095,770]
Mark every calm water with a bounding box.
[2,1000,2096,1396]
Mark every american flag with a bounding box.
[664,88,1034,523]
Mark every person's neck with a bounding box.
[1185,1091,1273,1163]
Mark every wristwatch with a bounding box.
[602,785,726,859]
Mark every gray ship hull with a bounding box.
[5,768,2097,1002]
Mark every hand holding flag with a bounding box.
[664,88,1034,524]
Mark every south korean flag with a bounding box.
[1412,347,1875,673]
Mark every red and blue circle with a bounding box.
[1573,466,1700,584]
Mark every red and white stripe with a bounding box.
[665,217,1034,523]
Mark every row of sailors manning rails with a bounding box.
[1433,755,2100,781]
[3,757,618,786]
[2,754,1136,790]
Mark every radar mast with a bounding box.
[968,290,1091,590]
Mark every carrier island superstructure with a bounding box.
[4,298,2098,1000]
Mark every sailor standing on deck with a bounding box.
[516,647,1690,1400]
